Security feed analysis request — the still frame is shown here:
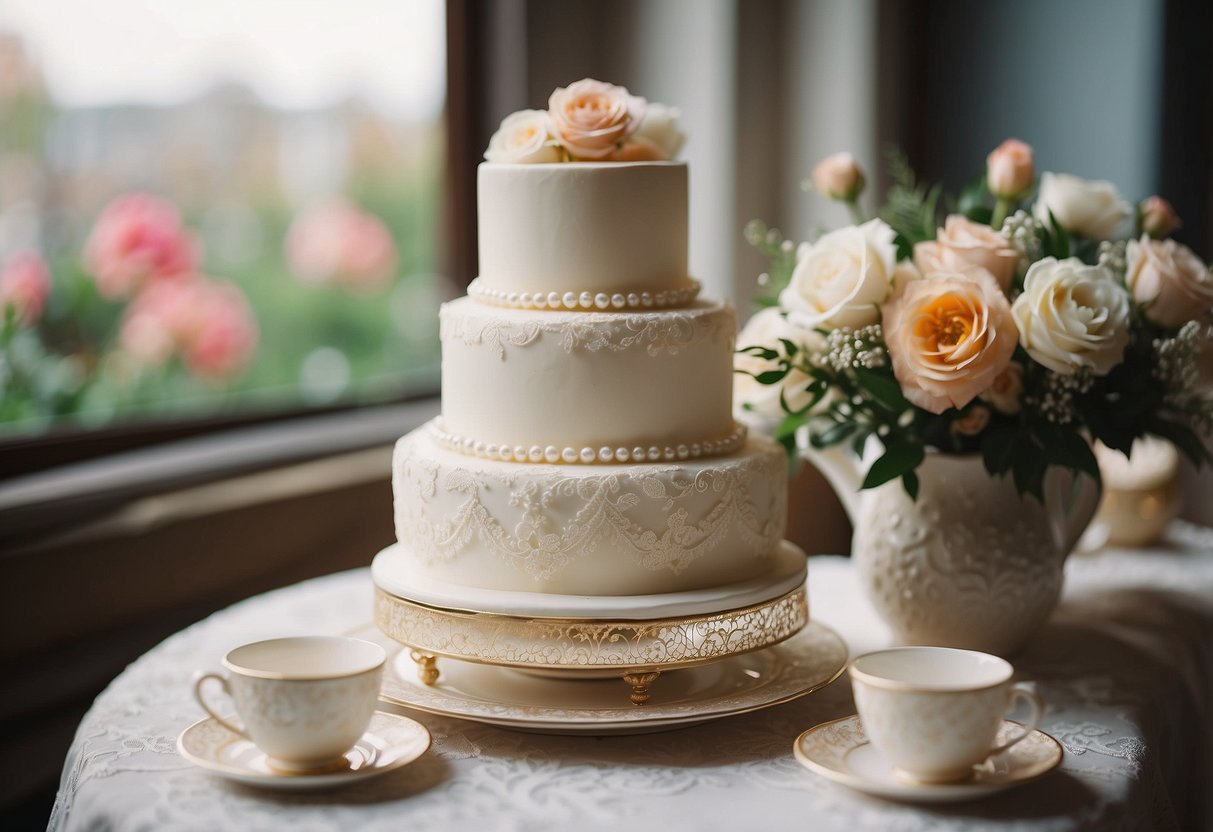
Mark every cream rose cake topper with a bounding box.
[738,140,1213,499]
[485,78,685,164]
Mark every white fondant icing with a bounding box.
[439,296,738,451]
[391,426,789,596]
[477,162,690,296]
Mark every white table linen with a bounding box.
[51,522,1213,831]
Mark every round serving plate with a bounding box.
[370,540,808,620]
[373,583,808,674]
[357,621,848,735]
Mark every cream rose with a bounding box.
[882,269,1018,414]
[1011,257,1130,375]
[914,215,1020,293]
[630,103,684,159]
[1125,235,1213,328]
[779,218,897,330]
[980,362,1025,415]
[1033,172,1134,241]
[734,307,823,421]
[548,78,645,161]
[484,109,561,164]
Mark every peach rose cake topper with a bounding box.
[737,142,1213,499]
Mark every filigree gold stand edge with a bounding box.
[374,586,809,705]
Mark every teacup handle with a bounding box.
[193,671,248,739]
[988,682,1044,757]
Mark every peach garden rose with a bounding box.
[1125,235,1213,328]
[881,268,1018,414]
[0,251,51,326]
[986,138,1034,199]
[914,215,1020,294]
[84,193,198,299]
[548,78,645,161]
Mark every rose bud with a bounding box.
[812,152,865,202]
[1139,196,1182,239]
[986,139,1034,200]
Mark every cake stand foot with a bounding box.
[622,671,661,706]
[410,651,440,685]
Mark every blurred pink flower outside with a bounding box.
[285,199,397,292]
[0,250,51,325]
[84,193,199,299]
[120,276,257,379]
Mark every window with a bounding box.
[0,0,448,442]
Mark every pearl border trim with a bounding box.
[468,277,702,311]
[428,419,748,465]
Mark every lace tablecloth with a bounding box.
[51,523,1213,832]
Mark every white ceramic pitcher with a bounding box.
[807,442,1101,655]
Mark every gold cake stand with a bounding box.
[374,585,809,705]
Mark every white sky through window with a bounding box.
[0,0,445,121]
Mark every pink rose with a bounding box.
[547,78,645,161]
[1125,235,1213,328]
[914,215,1020,293]
[286,200,398,292]
[986,139,1034,199]
[882,268,1018,414]
[84,193,198,299]
[812,152,865,201]
[608,137,668,162]
[1138,196,1182,239]
[949,405,991,438]
[121,276,257,378]
[980,362,1025,415]
[0,251,51,325]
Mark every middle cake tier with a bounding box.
[440,295,739,455]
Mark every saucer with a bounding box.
[359,620,848,735]
[794,715,1063,803]
[177,711,431,790]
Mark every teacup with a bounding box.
[849,646,1044,784]
[193,636,386,772]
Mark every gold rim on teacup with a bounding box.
[848,645,1014,693]
[221,636,386,681]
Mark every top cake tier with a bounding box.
[476,162,694,302]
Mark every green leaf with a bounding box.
[752,295,781,309]
[752,369,789,385]
[777,338,800,358]
[853,366,909,413]
[1145,416,1213,466]
[774,412,803,441]
[738,346,779,360]
[862,439,924,490]
[814,420,858,448]
[980,425,1017,476]
[901,469,920,500]
[1011,443,1047,502]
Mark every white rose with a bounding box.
[734,307,823,422]
[1011,256,1131,375]
[1125,235,1213,328]
[632,103,684,159]
[484,109,561,164]
[779,218,897,330]
[1033,172,1134,241]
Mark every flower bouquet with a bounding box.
[737,141,1213,501]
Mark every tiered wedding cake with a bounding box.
[372,81,808,699]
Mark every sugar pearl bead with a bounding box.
[690,443,702,457]
[562,447,578,463]
[563,292,578,309]
[506,292,519,305]
[663,447,676,460]
[633,446,647,461]
[486,444,498,458]
[676,444,689,460]
[656,292,668,307]
[616,448,630,462]
[514,445,527,461]
[580,447,596,463]
[611,293,626,309]
[474,441,486,456]
[548,292,561,308]
[647,446,661,461]
[528,446,543,462]
[518,293,531,306]
[544,445,560,463]
[579,291,594,308]
[533,293,547,309]
[641,292,653,307]
[627,293,641,307]
[598,447,614,462]
[594,293,610,309]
